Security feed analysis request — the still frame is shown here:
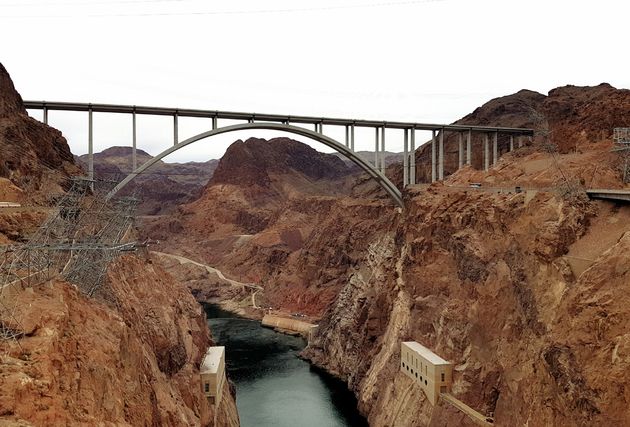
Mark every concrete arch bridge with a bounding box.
[24,101,534,208]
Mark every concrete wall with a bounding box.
[262,314,318,337]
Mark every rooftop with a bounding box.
[403,341,450,366]
[200,346,225,374]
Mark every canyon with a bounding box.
[2,54,630,427]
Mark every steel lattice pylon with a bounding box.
[0,177,139,342]
[613,128,630,183]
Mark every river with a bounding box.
[204,304,368,427]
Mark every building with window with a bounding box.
[400,341,452,405]
[200,346,226,405]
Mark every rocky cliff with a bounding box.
[144,83,629,426]
[0,63,239,426]
[0,255,238,426]
[76,147,218,215]
[0,63,80,201]
[411,84,630,185]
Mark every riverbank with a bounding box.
[204,304,367,427]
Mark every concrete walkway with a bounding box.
[440,393,494,426]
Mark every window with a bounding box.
[402,363,405,368]
[415,373,418,378]
[204,383,210,393]
[441,373,445,382]
[425,380,427,386]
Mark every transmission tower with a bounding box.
[0,177,139,344]
[613,128,630,183]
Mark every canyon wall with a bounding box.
[0,254,238,426]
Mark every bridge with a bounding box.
[24,101,535,208]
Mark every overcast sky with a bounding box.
[1,0,628,163]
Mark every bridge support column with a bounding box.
[173,113,179,145]
[88,108,94,180]
[132,111,137,171]
[509,135,514,152]
[374,127,380,169]
[403,129,409,187]
[484,133,489,171]
[350,124,355,151]
[431,130,437,182]
[493,131,498,166]
[380,127,386,173]
[43,106,48,124]
[410,129,416,185]
[212,116,217,130]
[438,129,444,180]
[345,125,350,148]
[466,129,472,166]
[458,132,463,170]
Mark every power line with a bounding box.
[1,0,445,18]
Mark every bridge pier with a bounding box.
[43,106,48,124]
[493,131,498,166]
[174,113,179,145]
[466,129,472,165]
[484,133,489,171]
[431,130,437,182]
[380,127,386,173]
[410,128,416,185]
[345,125,350,148]
[88,108,94,181]
[403,129,409,187]
[374,127,379,169]
[438,129,444,180]
[458,132,464,169]
[132,111,137,171]
[350,124,355,151]
[509,135,514,151]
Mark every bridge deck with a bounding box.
[24,100,534,134]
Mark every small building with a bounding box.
[200,346,226,406]
[400,341,452,405]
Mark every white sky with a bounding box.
[1,0,628,163]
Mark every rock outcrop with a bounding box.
[0,63,80,201]
[0,255,239,426]
[76,147,218,215]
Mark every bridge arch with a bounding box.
[107,122,404,207]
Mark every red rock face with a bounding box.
[0,62,80,201]
[0,255,239,426]
[210,136,352,188]
[76,147,218,215]
[411,84,630,183]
